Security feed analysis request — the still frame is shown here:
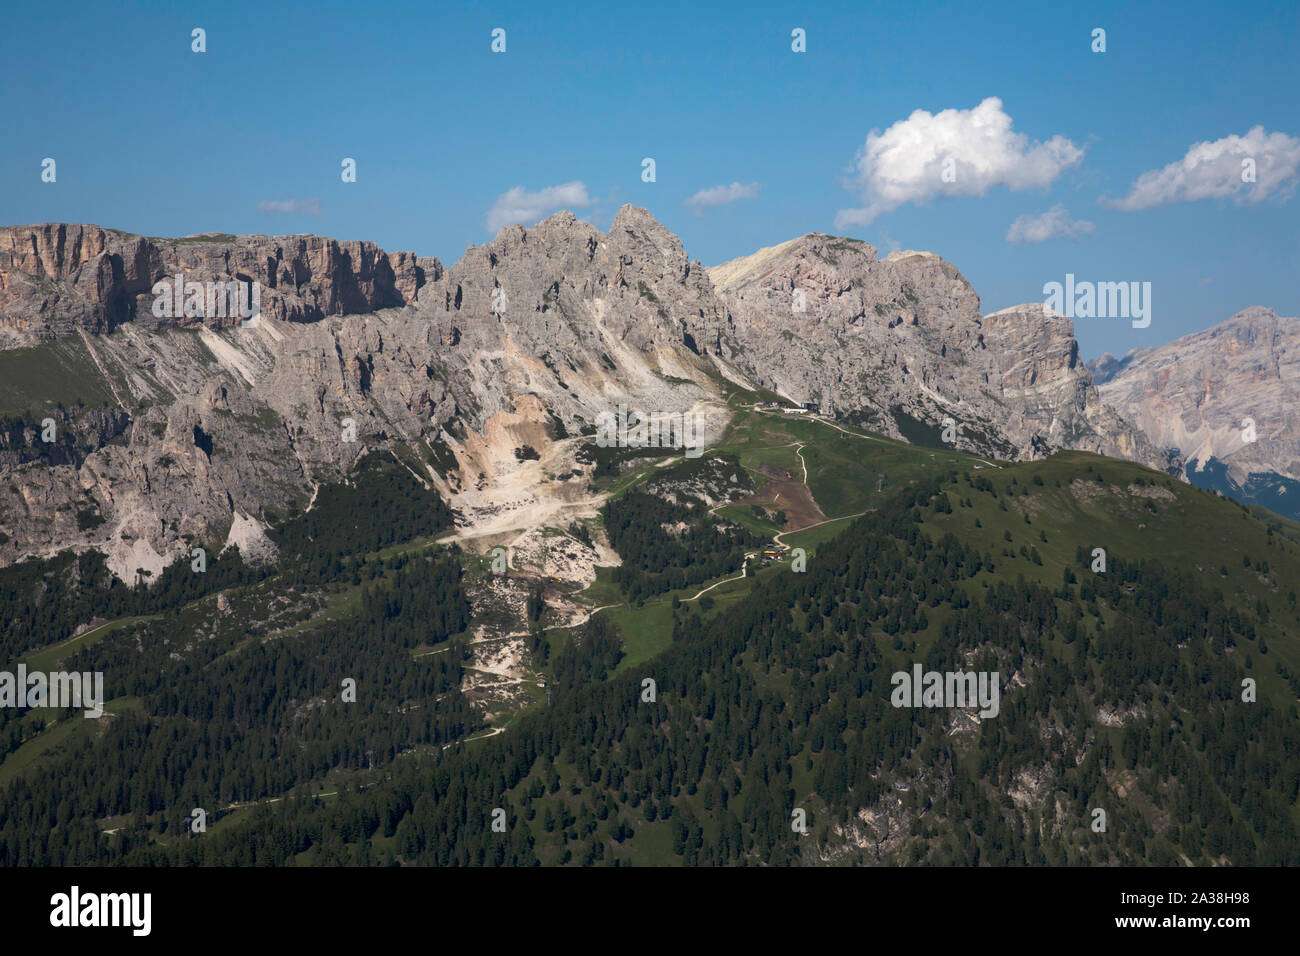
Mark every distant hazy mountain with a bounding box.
[1088,306,1300,520]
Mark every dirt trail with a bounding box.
[684,559,748,601]
[443,726,506,749]
[774,509,873,547]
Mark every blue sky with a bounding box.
[2,0,1296,360]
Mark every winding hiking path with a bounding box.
[684,559,749,601]
[773,509,873,547]
[794,442,809,483]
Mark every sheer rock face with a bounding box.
[0,222,441,339]
[0,208,1174,576]
[1089,307,1300,484]
[708,234,1172,468]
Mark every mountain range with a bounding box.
[3,210,1299,869]
[0,208,1292,579]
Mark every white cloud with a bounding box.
[1105,126,1300,210]
[877,232,903,255]
[685,181,760,213]
[1006,204,1095,244]
[258,198,322,216]
[486,181,592,233]
[835,97,1084,228]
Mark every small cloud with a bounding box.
[1198,277,1213,287]
[876,232,903,255]
[486,182,592,233]
[1104,126,1300,210]
[685,181,761,213]
[1006,204,1095,244]
[258,198,322,216]
[835,97,1084,229]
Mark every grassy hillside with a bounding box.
[88,407,1300,866]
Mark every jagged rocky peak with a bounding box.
[609,203,693,264]
[422,204,734,361]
